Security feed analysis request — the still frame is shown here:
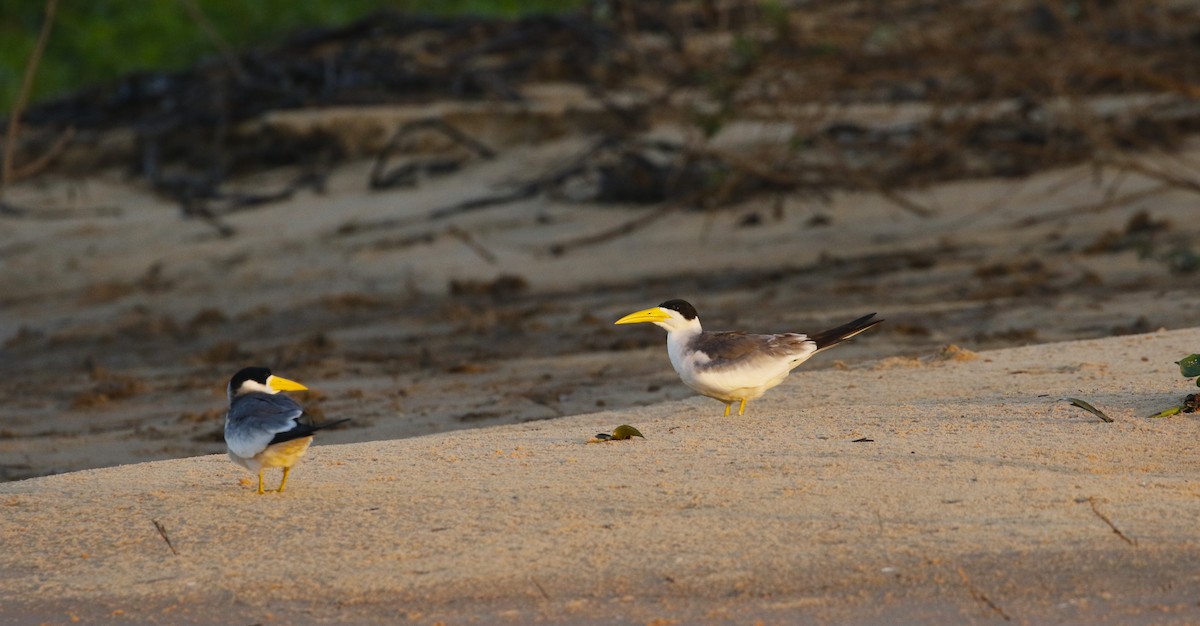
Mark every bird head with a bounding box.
[227,366,308,401]
[614,299,701,333]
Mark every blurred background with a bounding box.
[0,0,578,109]
[2,0,1198,480]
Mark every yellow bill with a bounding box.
[614,307,672,325]
[267,375,308,392]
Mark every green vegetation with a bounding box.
[1148,354,1200,418]
[1,0,582,110]
[1178,354,1200,380]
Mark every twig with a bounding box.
[876,187,936,218]
[1086,497,1136,546]
[179,197,236,237]
[818,132,935,218]
[1,0,58,202]
[432,185,543,221]
[345,136,617,236]
[545,162,716,256]
[370,118,496,190]
[957,566,1011,621]
[447,225,498,264]
[0,203,121,220]
[152,519,179,556]
[547,205,677,256]
[1015,183,1172,228]
[9,126,74,181]
[529,576,551,601]
[1104,156,1200,194]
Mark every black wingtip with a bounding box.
[811,313,883,351]
[266,418,351,447]
[313,418,351,431]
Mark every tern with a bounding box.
[223,367,348,494]
[615,300,882,416]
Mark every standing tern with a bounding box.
[615,300,882,416]
[224,367,348,494]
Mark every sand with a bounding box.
[4,97,1200,624]
[3,328,1199,624]
[3,121,1199,481]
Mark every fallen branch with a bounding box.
[547,205,677,256]
[447,225,498,264]
[370,118,496,190]
[820,133,936,218]
[158,169,325,236]
[1,0,59,203]
[1015,183,1172,228]
[9,126,74,181]
[1086,497,1136,546]
[342,136,618,236]
[152,519,179,556]
[423,137,614,222]
[1102,155,1200,195]
[179,196,236,238]
[957,566,1012,621]
[0,202,122,220]
[529,576,551,601]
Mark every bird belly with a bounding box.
[256,436,314,469]
[228,451,258,472]
[684,365,790,402]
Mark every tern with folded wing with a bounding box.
[616,300,882,416]
[223,367,347,494]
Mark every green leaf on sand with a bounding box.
[590,424,645,443]
[1148,406,1183,418]
[611,425,644,440]
[1062,397,1113,422]
[1176,354,1200,379]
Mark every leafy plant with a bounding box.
[1148,354,1200,418]
[1176,354,1200,379]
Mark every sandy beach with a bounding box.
[4,7,1200,620]
[3,104,1200,621]
[3,328,1199,624]
[3,125,1199,481]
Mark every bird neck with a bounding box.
[664,318,702,349]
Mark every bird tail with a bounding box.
[810,313,882,352]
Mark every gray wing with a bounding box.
[691,331,816,370]
[224,393,304,459]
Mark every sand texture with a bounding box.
[3,329,1199,624]
[6,8,1200,623]
[4,135,1200,482]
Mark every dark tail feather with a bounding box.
[810,313,883,352]
[268,418,351,446]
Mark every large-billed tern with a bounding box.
[224,367,347,494]
[615,300,882,416]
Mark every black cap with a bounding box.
[658,299,698,320]
[229,366,272,391]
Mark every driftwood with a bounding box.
[369,118,496,190]
[6,0,1200,243]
